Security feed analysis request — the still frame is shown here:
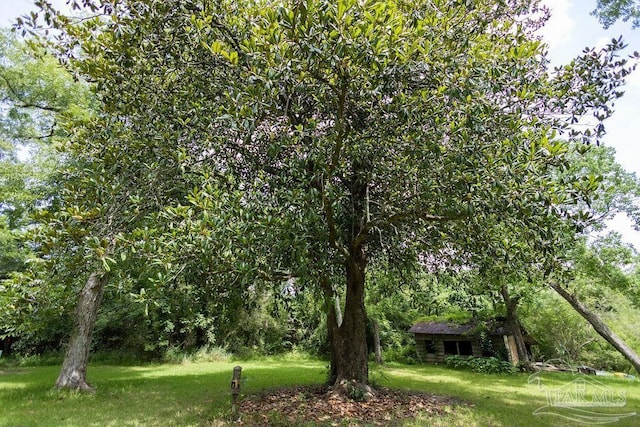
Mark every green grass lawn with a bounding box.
[376,363,640,426]
[1,356,638,426]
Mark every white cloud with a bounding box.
[605,215,640,252]
[594,36,610,51]
[1,0,72,26]
[539,0,576,49]
[627,65,640,88]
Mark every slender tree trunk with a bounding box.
[372,318,383,365]
[326,252,369,385]
[549,281,640,375]
[335,294,343,327]
[55,270,108,390]
[500,285,530,364]
[321,275,338,375]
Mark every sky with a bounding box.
[539,0,640,251]
[1,0,639,249]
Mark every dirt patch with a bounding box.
[235,385,467,426]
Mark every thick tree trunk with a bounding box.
[2,336,12,356]
[55,270,108,391]
[326,253,369,385]
[500,285,530,364]
[372,318,383,365]
[320,159,371,386]
[549,281,640,375]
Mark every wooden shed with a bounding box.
[408,320,535,364]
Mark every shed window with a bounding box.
[444,341,457,355]
[458,340,472,356]
[425,340,436,354]
[444,340,473,356]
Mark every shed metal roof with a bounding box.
[408,320,536,343]
[408,321,476,335]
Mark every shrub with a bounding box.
[383,345,419,365]
[445,355,514,374]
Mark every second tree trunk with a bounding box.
[55,270,108,390]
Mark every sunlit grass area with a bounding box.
[375,363,640,427]
[2,357,638,426]
[0,357,327,426]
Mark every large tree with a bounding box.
[26,0,635,388]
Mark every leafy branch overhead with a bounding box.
[593,0,640,28]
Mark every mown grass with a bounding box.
[1,356,638,426]
[375,363,640,426]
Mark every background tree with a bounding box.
[546,235,640,373]
[593,0,640,28]
[0,29,70,279]
[15,0,261,389]
[544,140,640,373]
[0,29,93,356]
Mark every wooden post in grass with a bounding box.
[230,366,242,418]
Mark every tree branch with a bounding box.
[329,80,348,172]
[320,177,349,259]
[16,102,61,113]
[34,121,57,139]
[0,74,61,113]
[353,209,468,248]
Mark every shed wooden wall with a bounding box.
[414,334,483,363]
